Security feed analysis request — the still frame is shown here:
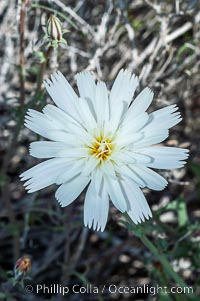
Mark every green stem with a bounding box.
[31,3,77,29]
[139,234,187,288]
[35,46,53,99]
[124,214,188,290]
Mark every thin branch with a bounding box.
[166,21,193,44]
[53,0,96,38]
[19,0,27,108]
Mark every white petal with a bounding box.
[122,178,152,222]
[100,161,116,179]
[43,104,94,145]
[55,160,85,185]
[42,104,84,134]
[42,104,69,130]
[20,158,69,180]
[114,132,143,148]
[93,168,103,195]
[130,165,168,190]
[117,126,158,152]
[110,69,139,106]
[44,71,80,120]
[25,108,88,144]
[147,160,186,169]
[81,156,99,176]
[133,130,169,149]
[84,179,109,231]
[31,141,88,159]
[144,105,181,131]
[75,71,96,101]
[95,81,110,126]
[20,158,71,192]
[109,69,139,132]
[55,176,90,207]
[115,164,145,187]
[30,141,69,158]
[104,170,128,213]
[140,146,189,169]
[113,151,152,165]
[127,87,153,117]
[108,100,128,134]
[47,130,80,144]
[78,97,97,131]
[120,112,149,135]
[25,109,55,139]
[57,147,89,158]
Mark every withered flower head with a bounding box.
[14,256,31,281]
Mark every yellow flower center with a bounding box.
[90,137,114,161]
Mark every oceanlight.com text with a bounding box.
[25,283,194,296]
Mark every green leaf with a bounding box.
[177,198,189,227]
[0,292,7,299]
[190,162,200,182]
[176,43,194,63]
[72,271,89,285]
[33,51,46,63]
[165,198,189,227]
[132,19,142,30]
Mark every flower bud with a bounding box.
[47,15,62,42]
[14,256,31,281]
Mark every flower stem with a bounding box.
[35,46,53,99]
[124,214,188,289]
[139,233,187,288]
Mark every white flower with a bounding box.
[20,70,189,231]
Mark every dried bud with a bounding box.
[14,256,31,281]
[47,15,62,42]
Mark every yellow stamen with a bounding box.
[90,137,114,161]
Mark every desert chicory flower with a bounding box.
[20,70,189,231]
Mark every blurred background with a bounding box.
[0,0,200,300]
